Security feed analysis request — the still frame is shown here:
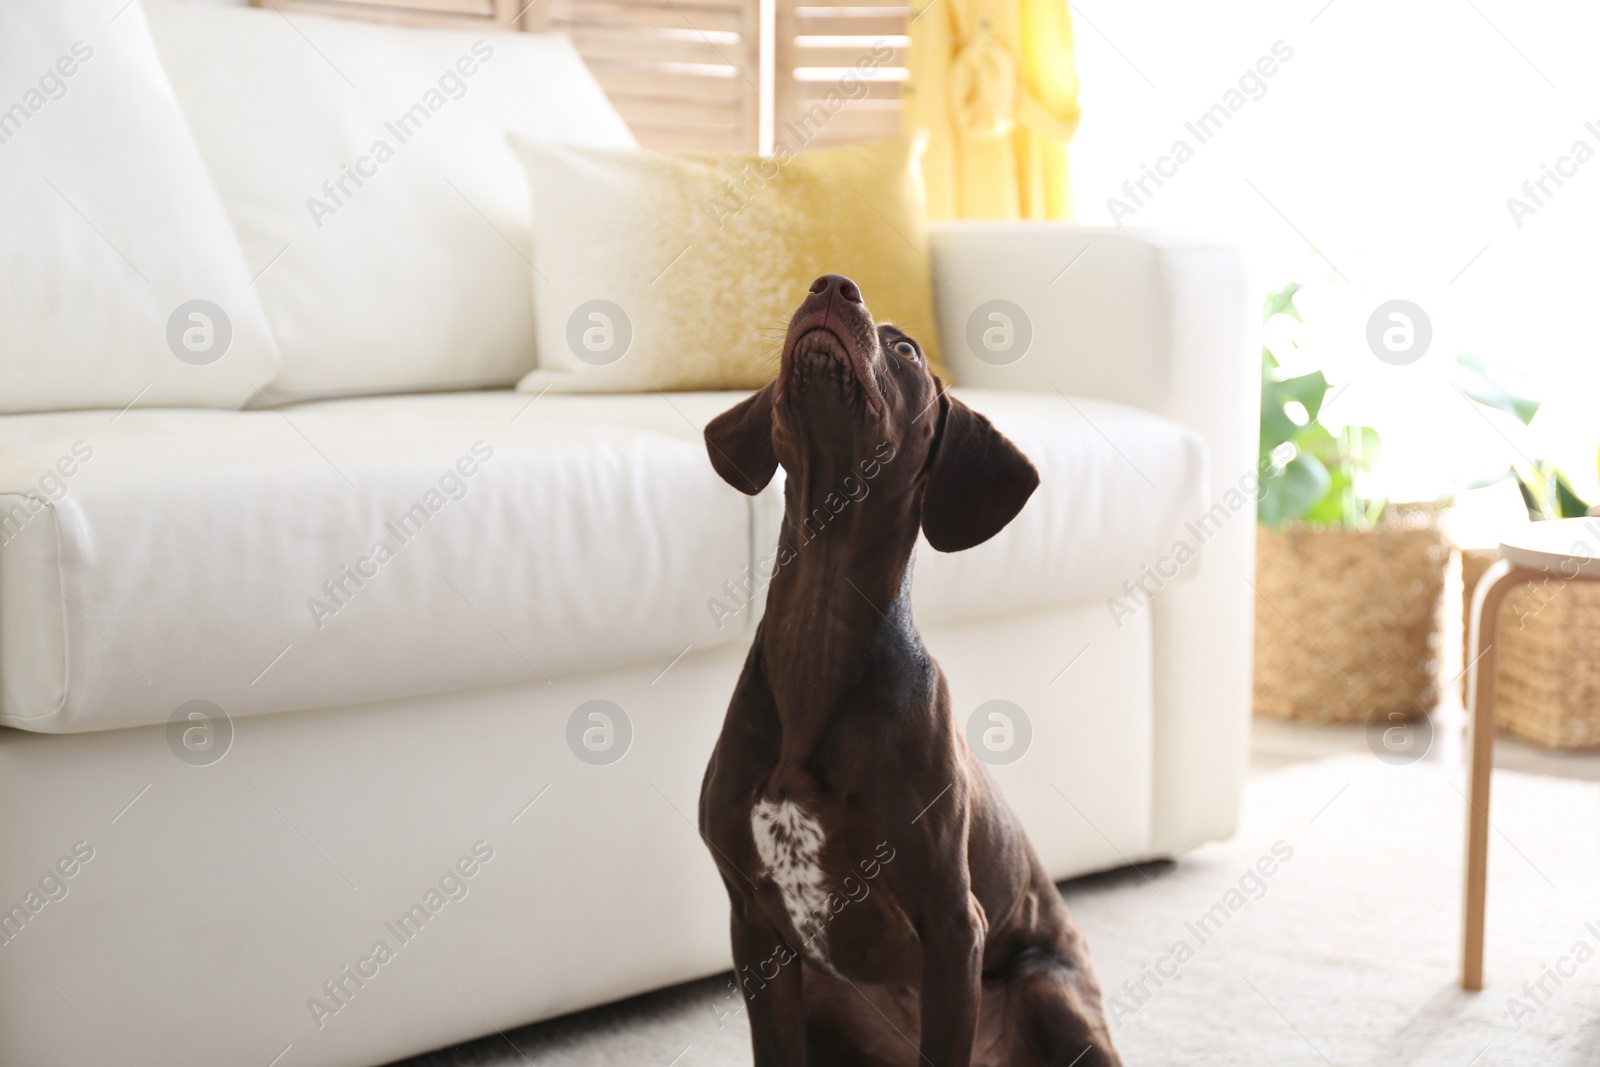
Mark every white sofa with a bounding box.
[0,4,1256,1066]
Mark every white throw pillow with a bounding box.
[0,0,280,414]
[145,4,637,402]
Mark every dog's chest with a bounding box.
[749,798,837,966]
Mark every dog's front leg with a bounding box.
[915,890,985,1067]
[729,900,807,1067]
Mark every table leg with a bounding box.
[1462,560,1539,991]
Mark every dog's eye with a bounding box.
[892,340,919,360]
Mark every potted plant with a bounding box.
[1252,283,1450,724]
[1455,357,1600,747]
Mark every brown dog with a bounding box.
[698,275,1121,1067]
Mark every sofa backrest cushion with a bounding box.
[145,4,637,402]
[0,0,281,414]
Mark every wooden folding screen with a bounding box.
[257,0,907,152]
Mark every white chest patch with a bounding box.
[750,798,832,964]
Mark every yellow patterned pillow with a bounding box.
[510,135,947,393]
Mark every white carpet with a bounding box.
[394,755,1600,1066]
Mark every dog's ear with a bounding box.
[921,384,1039,552]
[705,383,778,494]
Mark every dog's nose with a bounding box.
[809,274,863,305]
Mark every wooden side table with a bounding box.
[1462,518,1600,990]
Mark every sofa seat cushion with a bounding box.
[0,389,1206,734]
[0,391,748,734]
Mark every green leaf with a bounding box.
[1263,282,1303,324]
[1555,472,1591,519]
[1258,452,1331,527]
[1516,460,1571,521]
[1456,466,1518,493]
[1455,354,1540,426]
[1299,463,1352,527]
[1358,425,1382,460]
[1516,476,1543,521]
[1260,371,1329,455]
[1330,424,1382,473]
[1278,372,1329,422]
[1291,421,1338,462]
[1287,423,1382,528]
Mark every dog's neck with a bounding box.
[757,450,926,736]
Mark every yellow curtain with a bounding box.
[903,0,1080,219]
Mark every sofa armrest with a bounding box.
[929,221,1258,854]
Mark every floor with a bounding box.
[384,715,1600,1066]
[1252,704,1600,783]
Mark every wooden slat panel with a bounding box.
[777,98,899,135]
[558,0,761,149]
[260,0,891,152]
[792,17,907,37]
[633,125,747,151]
[793,67,906,84]
[777,0,908,148]
[788,116,900,147]
[794,33,909,48]
[785,101,904,127]
[565,26,744,66]
[550,0,749,13]
[257,0,515,28]
[794,78,902,100]
[780,101,898,130]
[559,19,742,43]
[800,119,902,141]
[591,63,742,96]
[787,43,905,66]
[547,0,746,32]
[610,93,742,125]
[795,4,907,14]
[796,0,907,8]
[773,0,800,147]
[334,0,494,15]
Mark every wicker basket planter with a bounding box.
[1253,517,1450,724]
[1461,554,1600,749]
